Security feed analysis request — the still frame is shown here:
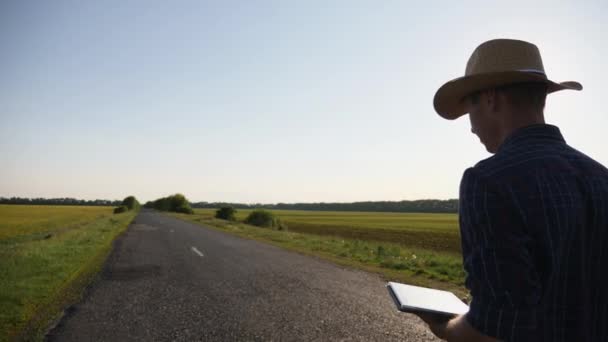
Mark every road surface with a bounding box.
[47,209,439,341]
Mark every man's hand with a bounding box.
[414,313,501,342]
[415,312,451,340]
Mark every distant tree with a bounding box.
[121,196,140,210]
[148,194,194,214]
[153,197,170,211]
[215,207,237,221]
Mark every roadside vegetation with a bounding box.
[200,208,459,253]
[215,206,237,221]
[144,193,194,214]
[113,205,129,214]
[0,204,138,342]
[169,209,467,297]
[121,196,140,211]
[112,196,140,214]
[244,209,287,230]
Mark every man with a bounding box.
[417,39,608,341]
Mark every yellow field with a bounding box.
[0,205,137,341]
[0,205,111,241]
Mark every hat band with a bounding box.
[517,68,546,75]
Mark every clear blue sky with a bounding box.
[1,0,606,203]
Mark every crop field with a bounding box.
[0,205,137,341]
[175,209,466,296]
[193,209,461,253]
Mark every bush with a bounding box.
[148,193,194,214]
[121,196,140,210]
[174,204,194,214]
[244,209,287,230]
[154,197,171,211]
[113,206,128,214]
[169,194,188,210]
[215,207,237,221]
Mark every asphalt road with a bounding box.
[47,209,439,341]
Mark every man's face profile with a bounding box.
[465,91,501,154]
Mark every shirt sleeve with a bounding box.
[459,167,541,341]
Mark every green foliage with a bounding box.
[0,205,136,340]
[174,204,194,214]
[121,196,140,210]
[148,194,194,214]
[215,207,237,221]
[244,209,287,230]
[113,206,128,214]
[154,198,171,211]
[244,209,275,227]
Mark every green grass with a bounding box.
[0,205,112,241]
[196,208,461,253]
[171,209,468,298]
[0,205,137,342]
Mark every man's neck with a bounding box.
[498,109,545,147]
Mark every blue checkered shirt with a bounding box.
[459,124,608,341]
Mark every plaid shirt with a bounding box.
[459,124,608,342]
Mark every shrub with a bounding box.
[113,206,128,214]
[156,198,171,211]
[174,204,194,214]
[244,209,287,230]
[121,196,140,210]
[215,207,237,221]
[148,193,194,214]
[169,194,188,210]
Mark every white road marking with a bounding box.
[191,246,204,257]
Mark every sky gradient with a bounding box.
[1,0,607,203]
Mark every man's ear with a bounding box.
[485,88,499,113]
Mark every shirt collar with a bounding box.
[497,124,565,154]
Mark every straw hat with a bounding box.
[433,39,582,120]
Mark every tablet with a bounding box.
[387,281,469,318]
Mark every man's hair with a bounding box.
[497,82,548,111]
[468,82,548,111]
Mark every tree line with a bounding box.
[0,197,122,206]
[192,199,459,214]
[1,196,459,213]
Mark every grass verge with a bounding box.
[195,208,461,253]
[168,212,468,299]
[0,206,137,342]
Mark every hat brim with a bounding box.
[433,71,582,120]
